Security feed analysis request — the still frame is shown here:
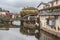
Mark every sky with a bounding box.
[0,0,52,14]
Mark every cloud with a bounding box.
[0,0,52,13]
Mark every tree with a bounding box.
[20,7,38,16]
[0,15,9,28]
[20,7,38,26]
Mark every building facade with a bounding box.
[38,0,60,31]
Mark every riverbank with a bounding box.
[0,28,9,30]
[40,27,60,38]
[11,25,20,28]
[0,25,20,30]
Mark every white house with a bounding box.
[38,0,60,32]
[0,12,6,15]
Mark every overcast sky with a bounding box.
[0,0,52,13]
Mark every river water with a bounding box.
[0,21,60,40]
[0,28,37,40]
[39,30,60,40]
[12,21,21,26]
[0,21,37,40]
[1,28,60,40]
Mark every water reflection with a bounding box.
[1,21,60,40]
[39,30,60,40]
[0,28,37,40]
[20,26,37,36]
[12,21,21,26]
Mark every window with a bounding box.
[47,19,55,27]
[55,16,58,19]
[29,16,35,24]
[56,0,58,4]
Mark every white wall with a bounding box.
[55,16,60,31]
[40,16,60,31]
[53,0,60,6]
[38,5,45,10]
[0,12,6,15]
[40,16,49,28]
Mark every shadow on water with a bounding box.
[38,30,60,40]
[20,27,28,35]
[20,26,36,36]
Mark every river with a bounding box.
[12,20,21,26]
[1,28,60,40]
[0,28,37,40]
[39,30,60,40]
[0,21,37,40]
[0,21,60,40]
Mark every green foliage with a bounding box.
[0,15,8,26]
[20,7,38,26]
[20,7,38,16]
[20,27,28,35]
